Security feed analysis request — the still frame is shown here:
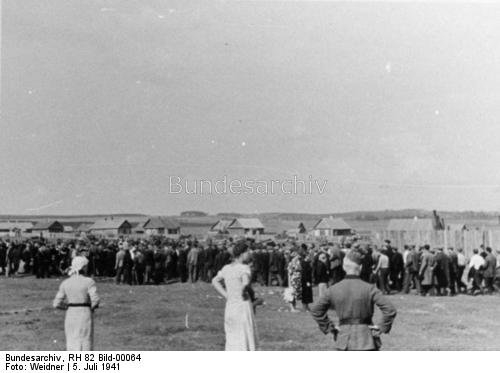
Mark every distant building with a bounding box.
[76,223,93,234]
[227,218,265,237]
[143,217,181,236]
[89,218,132,237]
[75,223,93,237]
[285,222,308,239]
[208,219,232,235]
[312,217,353,238]
[131,223,145,235]
[32,220,64,237]
[0,222,33,237]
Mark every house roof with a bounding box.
[210,219,232,231]
[89,219,130,231]
[76,223,93,232]
[387,218,435,231]
[0,222,34,231]
[313,217,352,231]
[130,222,145,233]
[143,217,180,230]
[228,218,265,230]
[32,220,62,230]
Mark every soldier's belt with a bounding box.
[339,317,372,326]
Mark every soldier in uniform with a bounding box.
[310,249,397,351]
[53,256,100,351]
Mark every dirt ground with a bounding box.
[1,276,499,351]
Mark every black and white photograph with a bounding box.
[1,0,500,354]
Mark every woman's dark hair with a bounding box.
[233,241,249,258]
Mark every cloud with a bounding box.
[25,200,63,212]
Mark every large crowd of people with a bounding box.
[2,235,499,351]
[1,236,499,300]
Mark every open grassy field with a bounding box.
[1,276,500,351]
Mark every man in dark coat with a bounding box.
[360,246,374,283]
[389,247,404,292]
[260,247,270,286]
[152,245,166,285]
[133,249,145,285]
[122,246,134,285]
[329,244,345,285]
[447,247,459,295]
[176,245,189,283]
[0,242,6,275]
[311,249,397,350]
[214,245,231,274]
[269,246,285,286]
[165,245,178,281]
[203,244,216,282]
[483,247,497,293]
[315,252,330,297]
[300,247,313,311]
[434,248,450,296]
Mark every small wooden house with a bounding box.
[312,217,353,238]
[89,218,132,237]
[143,217,181,236]
[227,218,265,237]
[208,219,232,235]
[32,220,64,237]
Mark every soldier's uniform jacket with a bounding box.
[310,275,397,350]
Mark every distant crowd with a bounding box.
[1,236,499,300]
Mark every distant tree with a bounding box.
[180,211,208,217]
[217,213,243,218]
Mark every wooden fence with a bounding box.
[377,229,500,258]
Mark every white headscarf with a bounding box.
[68,256,89,276]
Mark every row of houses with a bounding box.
[0,216,357,241]
[209,216,355,240]
[0,217,181,239]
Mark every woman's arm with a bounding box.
[212,274,227,299]
[53,283,67,310]
[241,272,254,301]
[88,279,100,311]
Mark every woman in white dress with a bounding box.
[53,256,100,351]
[212,241,258,351]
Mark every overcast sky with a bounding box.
[3,1,500,215]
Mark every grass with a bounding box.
[1,276,500,350]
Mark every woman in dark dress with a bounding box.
[300,246,313,312]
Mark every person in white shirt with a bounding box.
[374,249,390,295]
[468,249,485,295]
[403,245,410,266]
